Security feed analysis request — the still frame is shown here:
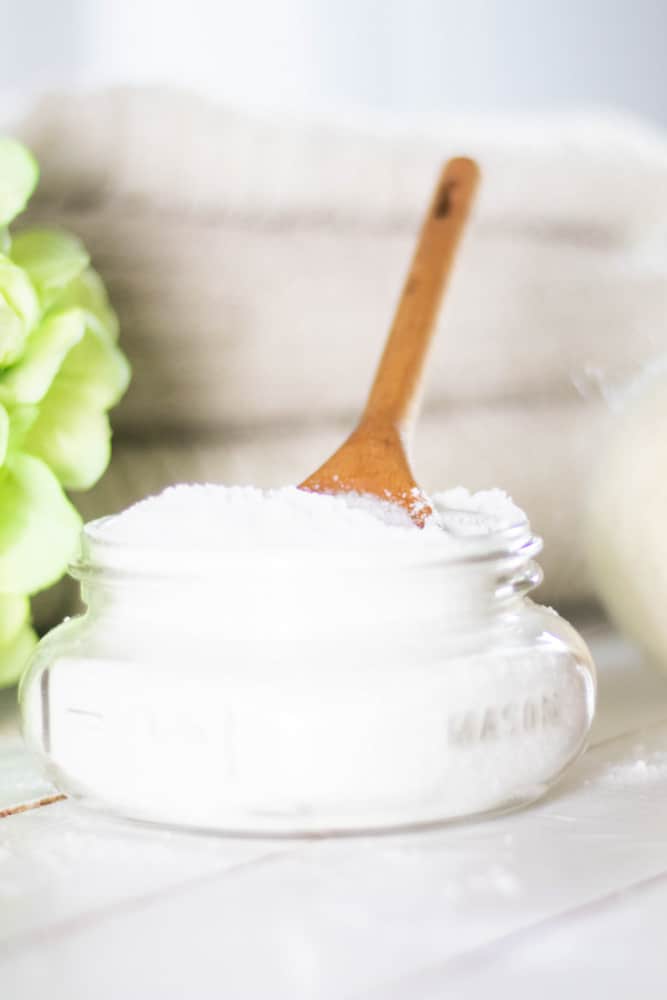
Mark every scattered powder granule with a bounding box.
[598,746,667,786]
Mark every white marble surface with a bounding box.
[2,624,667,998]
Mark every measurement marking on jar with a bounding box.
[66,707,104,720]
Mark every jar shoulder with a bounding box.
[509,599,596,675]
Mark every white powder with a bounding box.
[86,483,526,555]
[599,746,667,786]
[435,487,526,537]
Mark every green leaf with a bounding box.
[0,593,36,689]
[0,228,10,254]
[0,402,8,466]
[55,320,131,410]
[0,256,40,366]
[0,308,86,405]
[0,452,81,595]
[24,385,112,490]
[53,267,119,340]
[0,137,38,226]
[10,228,89,307]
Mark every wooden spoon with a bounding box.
[299,156,479,526]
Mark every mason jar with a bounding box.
[20,509,596,834]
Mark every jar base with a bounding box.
[56,781,553,839]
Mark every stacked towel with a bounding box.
[12,88,667,619]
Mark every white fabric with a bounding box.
[20,202,667,432]
[16,88,667,234]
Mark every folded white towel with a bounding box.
[22,202,667,432]
[16,87,667,237]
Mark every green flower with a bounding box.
[0,137,37,229]
[0,593,36,689]
[0,138,130,687]
[0,255,40,366]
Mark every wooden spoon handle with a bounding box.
[362,157,479,432]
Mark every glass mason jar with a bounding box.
[20,513,596,834]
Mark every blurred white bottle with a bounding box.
[588,363,667,668]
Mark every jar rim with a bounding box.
[71,509,542,583]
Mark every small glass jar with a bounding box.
[20,512,596,834]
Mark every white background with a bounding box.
[2,0,667,122]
